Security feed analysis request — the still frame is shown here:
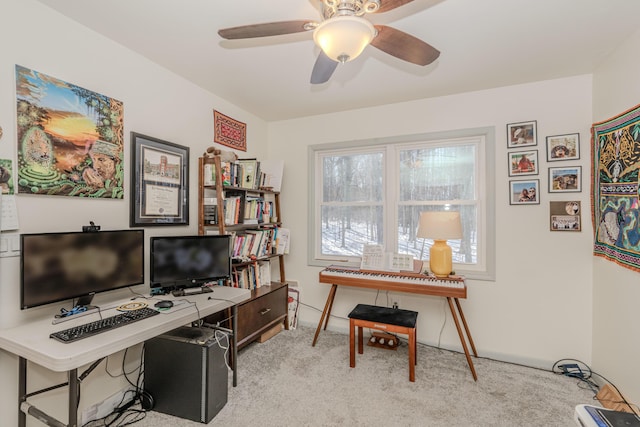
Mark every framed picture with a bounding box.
[549,166,581,193]
[550,201,581,231]
[546,133,580,161]
[507,120,537,148]
[508,150,538,176]
[130,132,189,226]
[509,179,540,205]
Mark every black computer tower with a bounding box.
[144,326,228,423]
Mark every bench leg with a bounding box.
[349,319,356,368]
[409,328,416,382]
[357,326,364,354]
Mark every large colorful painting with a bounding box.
[15,65,124,198]
[591,103,640,271]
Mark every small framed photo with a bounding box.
[550,201,581,231]
[549,166,581,192]
[508,150,538,176]
[509,179,540,205]
[507,120,537,148]
[546,133,580,161]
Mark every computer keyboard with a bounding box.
[50,307,160,343]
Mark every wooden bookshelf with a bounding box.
[198,155,288,347]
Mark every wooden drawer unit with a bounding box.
[237,282,288,348]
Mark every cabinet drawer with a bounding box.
[237,284,287,343]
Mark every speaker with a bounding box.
[144,326,228,423]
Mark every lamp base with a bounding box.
[429,240,452,278]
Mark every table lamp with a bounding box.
[417,211,462,278]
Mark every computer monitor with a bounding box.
[150,235,231,291]
[20,229,145,310]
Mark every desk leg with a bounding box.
[447,297,478,381]
[312,284,337,347]
[18,357,26,427]
[69,368,79,427]
[232,304,238,387]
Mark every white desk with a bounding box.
[0,286,250,427]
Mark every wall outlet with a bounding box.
[81,387,135,425]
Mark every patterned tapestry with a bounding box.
[214,110,246,151]
[591,103,640,271]
[15,65,124,198]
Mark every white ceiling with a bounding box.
[34,0,640,121]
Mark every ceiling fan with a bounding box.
[218,0,440,84]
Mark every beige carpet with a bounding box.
[130,325,592,427]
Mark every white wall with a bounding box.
[591,27,640,405]
[0,1,267,425]
[269,75,594,369]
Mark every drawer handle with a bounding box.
[259,308,271,315]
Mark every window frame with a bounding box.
[307,127,496,281]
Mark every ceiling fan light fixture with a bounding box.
[313,15,376,63]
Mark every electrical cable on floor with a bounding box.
[552,358,639,414]
[83,346,148,426]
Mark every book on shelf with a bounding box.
[258,159,284,192]
[244,193,265,223]
[203,163,215,186]
[223,195,242,225]
[275,228,290,255]
[238,159,259,190]
[231,260,270,290]
[258,260,271,287]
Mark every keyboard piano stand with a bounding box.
[313,267,478,381]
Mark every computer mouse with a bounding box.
[154,300,173,309]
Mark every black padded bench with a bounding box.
[347,304,418,382]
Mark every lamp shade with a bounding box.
[313,15,376,63]
[417,211,462,240]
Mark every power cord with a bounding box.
[82,346,148,426]
[552,358,638,414]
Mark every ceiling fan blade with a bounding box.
[376,0,415,13]
[218,20,315,40]
[310,51,339,84]
[371,25,440,66]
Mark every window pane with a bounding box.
[320,205,383,257]
[322,152,383,203]
[311,128,493,279]
[399,145,476,201]
[397,205,477,265]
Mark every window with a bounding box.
[308,128,495,280]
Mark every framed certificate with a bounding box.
[130,132,189,226]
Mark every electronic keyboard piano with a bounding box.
[319,265,466,298]
[314,265,478,381]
